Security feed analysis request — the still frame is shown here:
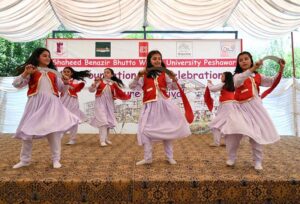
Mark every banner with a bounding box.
[47,39,242,134]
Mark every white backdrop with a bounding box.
[1,39,299,136]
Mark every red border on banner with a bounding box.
[52,58,237,68]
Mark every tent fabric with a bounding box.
[1,0,300,41]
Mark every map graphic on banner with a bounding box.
[47,39,242,134]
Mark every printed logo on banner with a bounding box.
[220,41,236,57]
[176,42,193,57]
[54,41,67,56]
[95,42,111,57]
[139,42,148,57]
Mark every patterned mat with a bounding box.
[0,134,299,203]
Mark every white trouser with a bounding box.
[68,124,78,141]
[211,129,221,145]
[143,136,173,161]
[225,134,263,163]
[19,132,62,163]
[99,126,109,143]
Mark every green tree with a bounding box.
[0,38,45,76]
[250,38,299,78]
[283,48,300,78]
[0,30,77,76]
[124,27,154,39]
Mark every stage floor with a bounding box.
[0,134,299,203]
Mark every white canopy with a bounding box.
[1,0,300,42]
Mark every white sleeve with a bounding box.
[207,82,224,92]
[88,86,96,92]
[56,76,69,92]
[234,70,253,87]
[260,73,278,87]
[12,75,30,88]
[129,77,144,91]
[165,74,178,90]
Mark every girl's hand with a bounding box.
[169,71,178,82]
[21,64,36,78]
[137,69,146,78]
[91,77,100,88]
[250,59,263,72]
[207,80,212,84]
[94,77,101,82]
[62,74,70,85]
[24,64,36,75]
[254,59,263,69]
[279,59,285,72]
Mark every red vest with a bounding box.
[68,79,85,98]
[234,73,261,101]
[95,80,109,97]
[142,72,169,103]
[27,71,59,97]
[219,88,235,102]
[95,80,131,100]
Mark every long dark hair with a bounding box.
[234,51,254,75]
[105,68,124,87]
[16,47,56,75]
[223,71,235,92]
[146,50,166,78]
[64,67,91,82]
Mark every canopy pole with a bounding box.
[48,0,64,29]
[223,0,241,27]
[291,32,296,78]
[143,0,148,39]
[291,31,298,136]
